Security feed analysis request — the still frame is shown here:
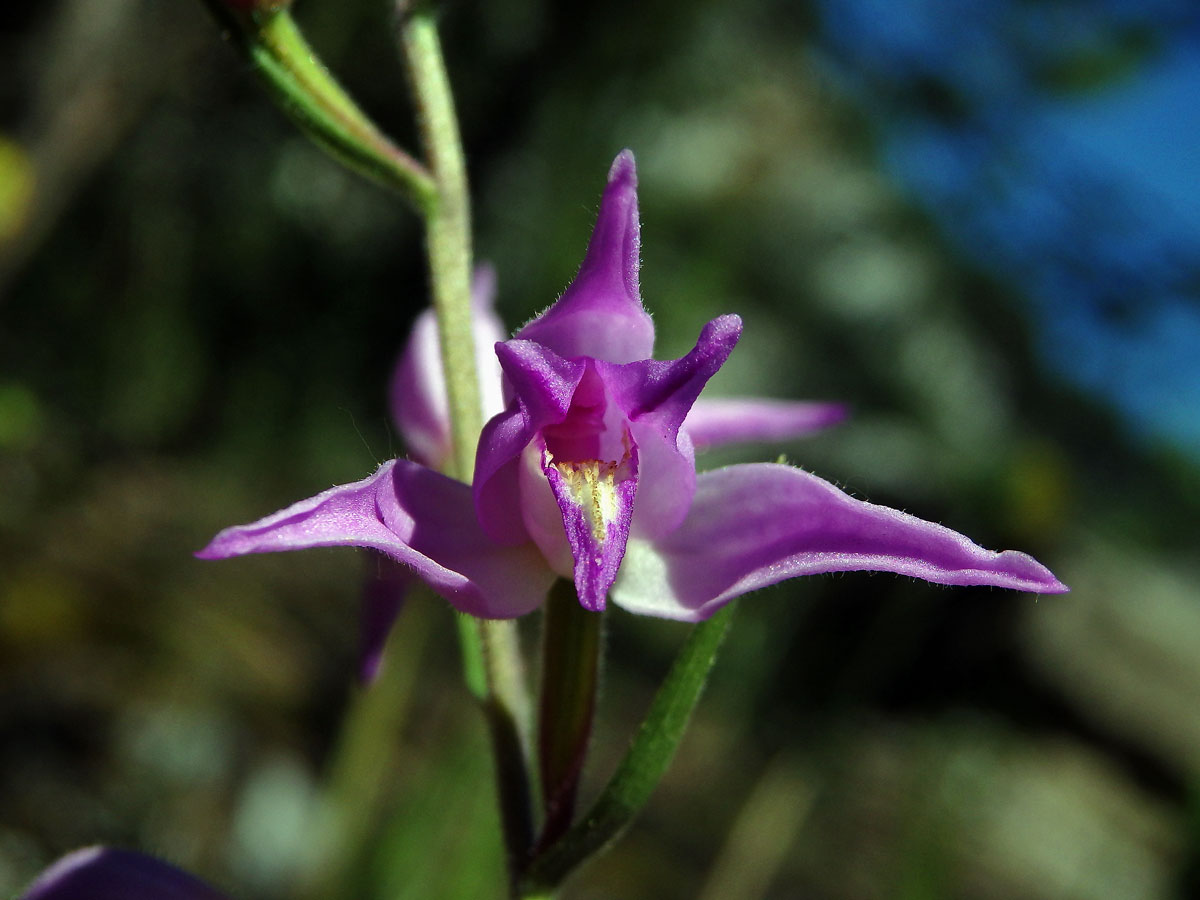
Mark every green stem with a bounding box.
[520,603,738,894]
[536,580,602,851]
[200,3,437,212]
[399,5,536,887]
[398,5,479,481]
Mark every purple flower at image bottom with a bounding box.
[19,847,231,900]
[198,151,1067,621]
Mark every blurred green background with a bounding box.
[3,1,1200,898]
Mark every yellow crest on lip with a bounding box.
[550,458,622,545]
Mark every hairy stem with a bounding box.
[399,4,535,887]
[399,6,479,479]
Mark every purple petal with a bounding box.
[198,460,554,619]
[516,151,655,363]
[495,340,587,425]
[543,435,639,611]
[359,553,410,684]
[599,315,741,536]
[601,315,742,436]
[20,847,230,900]
[611,463,1069,621]
[625,418,697,540]
[684,399,848,449]
[474,341,587,542]
[390,265,507,469]
[473,408,534,544]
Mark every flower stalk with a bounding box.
[537,579,603,851]
[520,602,737,894]
[397,2,480,481]
[398,2,537,882]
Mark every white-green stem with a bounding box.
[399,4,535,887]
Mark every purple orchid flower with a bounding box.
[199,151,1066,620]
[19,847,231,900]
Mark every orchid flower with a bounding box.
[18,847,231,900]
[199,151,1066,618]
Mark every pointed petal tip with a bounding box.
[704,313,743,343]
[597,149,639,248]
[193,540,227,561]
[608,149,637,185]
[576,588,608,613]
[690,314,743,366]
[987,548,1069,595]
[513,151,653,362]
[358,556,409,685]
[194,524,261,560]
[1033,571,1070,594]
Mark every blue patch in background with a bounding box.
[815,0,1200,451]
